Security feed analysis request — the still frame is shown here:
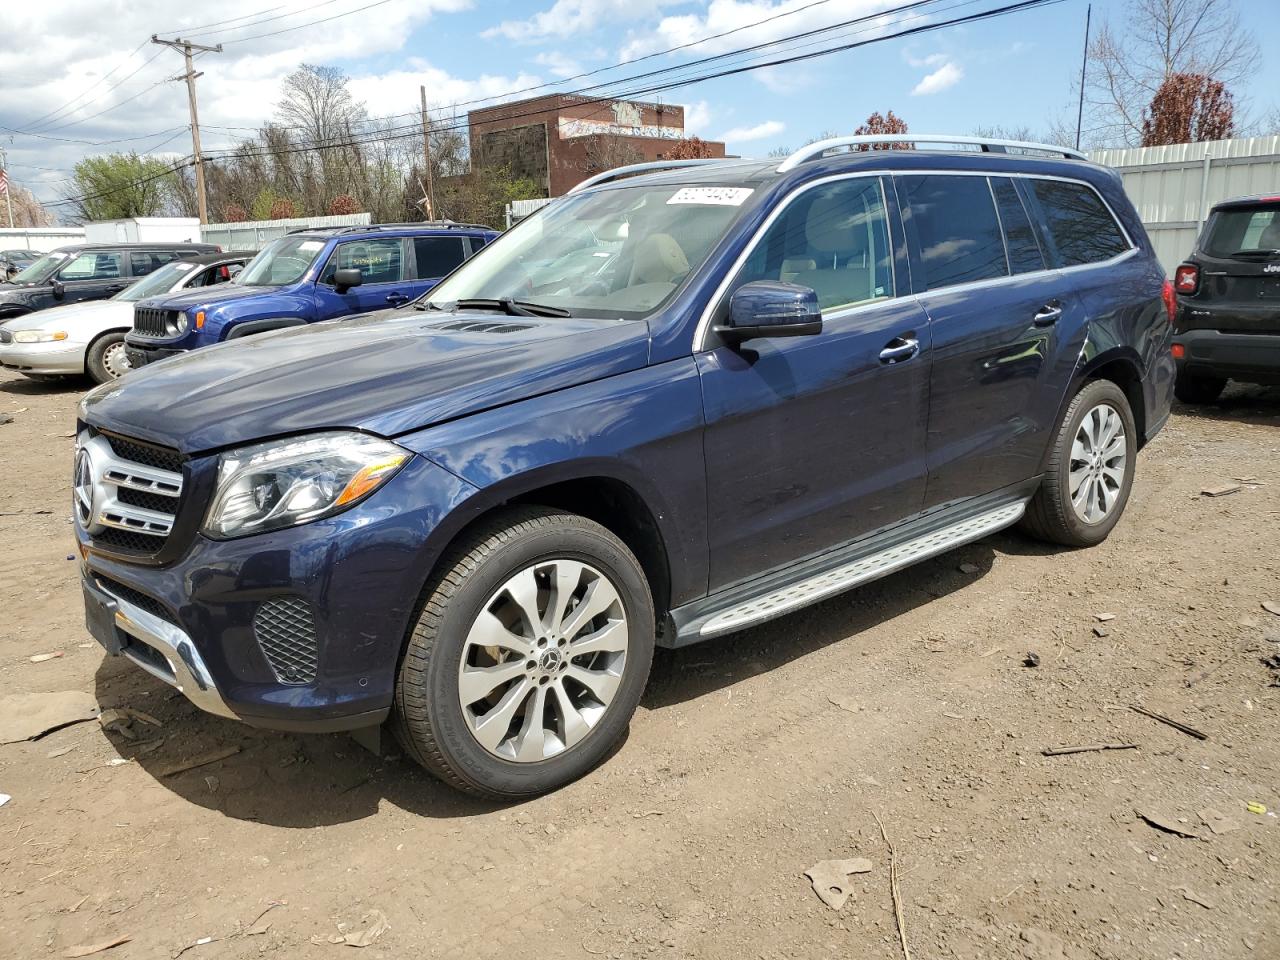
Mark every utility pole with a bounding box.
[0,148,14,229]
[1074,4,1091,151]
[420,85,435,221]
[152,35,221,224]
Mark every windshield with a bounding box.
[10,251,69,284]
[236,236,327,287]
[112,260,198,302]
[424,182,754,318]
[1203,205,1280,258]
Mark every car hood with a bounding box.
[146,283,282,310]
[3,299,131,337]
[83,309,651,453]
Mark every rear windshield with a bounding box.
[1202,205,1280,259]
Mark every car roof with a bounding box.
[180,251,256,266]
[1210,194,1280,211]
[287,222,497,241]
[50,242,220,253]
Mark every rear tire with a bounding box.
[1173,372,1226,404]
[85,332,131,384]
[394,507,655,800]
[1020,379,1137,548]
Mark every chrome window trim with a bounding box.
[693,169,1137,352]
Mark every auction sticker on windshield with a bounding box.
[667,187,753,206]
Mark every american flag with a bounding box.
[0,168,8,195]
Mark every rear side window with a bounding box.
[1024,179,1129,267]
[900,174,1007,290]
[129,251,180,276]
[412,237,468,280]
[991,178,1045,275]
[324,238,405,284]
[1201,206,1280,258]
[732,176,893,312]
[58,251,123,281]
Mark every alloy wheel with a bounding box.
[1069,403,1127,524]
[457,558,629,763]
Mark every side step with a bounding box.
[695,500,1026,640]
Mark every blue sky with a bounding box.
[3,0,1278,208]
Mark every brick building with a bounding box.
[467,94,727,197]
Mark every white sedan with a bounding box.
[0,252,251,384]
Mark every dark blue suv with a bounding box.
[75,136,1175,799]
[123,222,496,367]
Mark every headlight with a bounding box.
[174,313,190,335]
[13,330,68,343]
[203,432,410,539]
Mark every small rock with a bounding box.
[1092,627,1109,638]
[1094,613,1116,622]
[1201,483,1241,498]
[1024,652,1040,668]
[1262,601,1280,617]
[957,562,980,574]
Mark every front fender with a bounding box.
[224,317,310,340]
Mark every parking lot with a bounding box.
[1,367,1277,959]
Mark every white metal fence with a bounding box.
[0,226,87,252]
[200,213,372,252]
[1089,135,1280,274]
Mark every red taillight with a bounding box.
[1161,279,1178,322]
[1171,343,1186,359]
[1174,264,1199,294]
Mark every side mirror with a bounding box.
[715,280,822,343]
[51,279,66,300]
[333,268,363,293]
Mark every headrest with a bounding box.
[631,233,690,285]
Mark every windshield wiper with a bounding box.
[453,297,571,318]
[1227,248,1280,259]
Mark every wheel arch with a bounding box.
[84,326,133,375]
[1077,348,1147,446]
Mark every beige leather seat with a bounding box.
[627,233,690,286]
[791,199,873,309]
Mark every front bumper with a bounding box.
[124,340,187,369]
[0,340,86,375]
[78,452,478,732]
[1173,327,1280,384]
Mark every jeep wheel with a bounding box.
[1173,372,1226,405]
[1020,379,1137,548]
[394,507,655,799]
[86,332,131,384]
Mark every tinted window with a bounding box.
[901,175,1007,290]
[129,251,181,277]
[732,177,893,311]
[1201,206,1280,258]
[1025,179,1129,267]
[991,178,1045,274]
[58,251,123,281]
[412,237,468,279]
[324,239,404,284]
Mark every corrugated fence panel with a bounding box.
[1090,136,1280,274]
[201,213,372,252]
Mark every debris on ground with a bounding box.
[156,746,241,778]
[0,793,10,808]
[1129,704,1208,740]
[957,562,980,574]
[1245,801,1267,815]
[62,934,131,958]
[1262,601,1280,617]
[1175,885,1215,909]
[1197,807,1240,835]
[1024,652,1041,668]
[803,857,873,910]
[0,414,13,426]
[98,708,163,741]
[1201,483,1242,498]
[1094,613,1116,622]
[1135,809,1200,839]
[872,811,910,960]
[313,909,391,948]
[1092,626,1109,638]
[827,694,860,713]
[29,652,64,663]
[1042,743,1137,757]
[0,692,99,744]
[45,745,77,759]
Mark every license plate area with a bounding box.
[82,579,124,655]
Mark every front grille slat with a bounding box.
[81,431,185,559]
[132,307,176,339]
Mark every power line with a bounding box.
[185,0,350,41]
[0,124,190,146]
[14,41,152,132]
[218,0,402,45]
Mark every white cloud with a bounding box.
[903,49,948,69]
[719,119,785,143]
[485,0,683,42]
[533,51,584,78]
[683,99,713,135]
[911,61,963,95]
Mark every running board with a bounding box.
[693,500,1027,640]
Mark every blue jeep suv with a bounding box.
[123,222,497,367]
[75,136,1175,799]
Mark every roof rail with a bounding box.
[776,134,1087,172]
[286,221,494,236]
[568,158,733,194]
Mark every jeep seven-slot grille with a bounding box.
[132,306,178,338]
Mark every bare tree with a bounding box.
[1086,0,1258,146]
[580,134,644,175]
[3,183,56,226]
[1142,72,1234,145]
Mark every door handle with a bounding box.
[1033,300,1062,326]
[879,337,920,364]
[385,293,409,304]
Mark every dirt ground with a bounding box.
[0,366,1277,960]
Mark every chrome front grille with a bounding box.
[76,432,184,549]
[132,306,178,338]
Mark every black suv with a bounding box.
[1172,194,1280,402]
[0,242,219,322]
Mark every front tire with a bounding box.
[1173,372,1226,404]
[85,332,131,384]
[394,507,655,800]
[1020,379,1137,547]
